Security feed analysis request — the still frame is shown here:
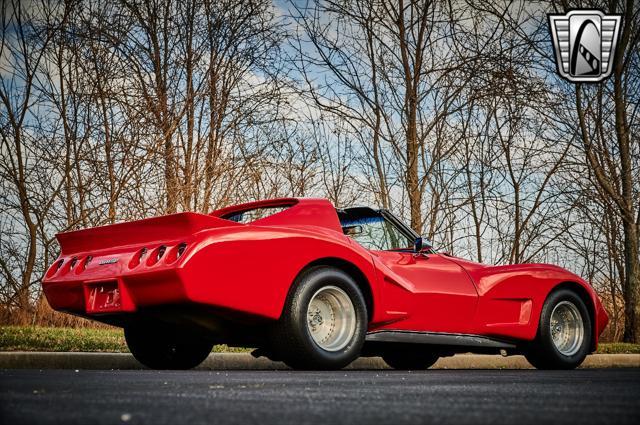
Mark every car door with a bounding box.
[373,250,479,334]
[372,251,478,333]
[338,207,479,334]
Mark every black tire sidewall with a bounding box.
[534,289,592,368]
[283,267,368,368]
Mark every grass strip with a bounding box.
[0,326,249,353]
[2,326,639,354]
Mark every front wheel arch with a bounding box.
[525,287,593,369]
[544,281,597,352]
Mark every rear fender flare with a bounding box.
[289,256,378,324]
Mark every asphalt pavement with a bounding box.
[1,368,639,425]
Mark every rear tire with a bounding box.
[382,347,439,370]
[271,266,368,370]
[125,325,213,370]
[525,289,592,370]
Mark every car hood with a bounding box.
[443,254,588,293]
[444,254,576,275]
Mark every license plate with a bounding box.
[86,282,121,312]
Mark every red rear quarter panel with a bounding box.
[180,225,381,321]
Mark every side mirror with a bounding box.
[413,236,432,253]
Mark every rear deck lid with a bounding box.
[56,212,240,256]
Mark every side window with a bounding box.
[224,206,289,223]
[341,215,413,251]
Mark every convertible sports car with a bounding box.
[42,198,608,370]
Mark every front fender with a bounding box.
[454,260,607,345]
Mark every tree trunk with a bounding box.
[406,115,422,234]
[612,0,638,341]
[396,0,424,234]
[622,221,639,342]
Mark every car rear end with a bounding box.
[42,212,238,321]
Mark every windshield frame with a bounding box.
[379,210,419,242]
[337,207,419,252]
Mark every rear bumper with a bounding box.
[43,268,192,316]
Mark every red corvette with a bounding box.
[42,198,608,370]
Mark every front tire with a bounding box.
[125,325,214,370]
[525,289,592,370]
[271,266,368,370]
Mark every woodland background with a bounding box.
[0,0,638,342]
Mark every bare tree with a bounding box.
[0,0,68,317]
[0,0,637,338]
[572,0,639,341]
[292,0,477,234]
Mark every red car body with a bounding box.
[42,198,608,352]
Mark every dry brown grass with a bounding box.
[595,291,626,343]
[0,297,111,328]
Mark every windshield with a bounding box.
[339,211,413,251]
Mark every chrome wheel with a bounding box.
[306,285,356,352]
[550,301,585,356]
